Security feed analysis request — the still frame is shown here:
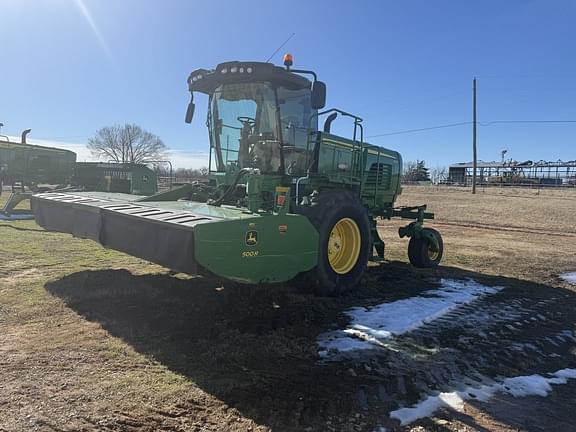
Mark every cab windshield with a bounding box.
[209,82,316,175]
[210,83,281,173]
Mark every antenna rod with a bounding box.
[265,32,295,63]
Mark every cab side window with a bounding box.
[277,87,316,148]
[278,87,318,175]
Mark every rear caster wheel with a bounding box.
[408,227,443,268]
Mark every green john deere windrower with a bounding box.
[31,55,443,295]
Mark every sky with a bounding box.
[1,0,575,169]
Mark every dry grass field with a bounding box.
[389,186,576,284]
[0,186,575,432]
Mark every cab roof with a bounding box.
[188,61,311,94]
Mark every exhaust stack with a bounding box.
[21,129,32,144]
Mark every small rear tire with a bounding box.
[408,228,443,268]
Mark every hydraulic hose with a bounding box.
[208,168,250,206]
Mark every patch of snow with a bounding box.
[318,335,375,355]
[501,375,553,397]
[390,367,576,426]
[554,368,576,379]
[560,272,576,285]
[318,279,502,357]
[390,391,470,426]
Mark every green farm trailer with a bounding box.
[0,132,76,218]
[73,162,158,195]
[0,133,159,216]
[31,56,443,294]
[0,135,76,194]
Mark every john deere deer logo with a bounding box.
[245,230,258,246]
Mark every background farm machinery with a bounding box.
[1,131,157,216]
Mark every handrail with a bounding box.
[306,107,364,167]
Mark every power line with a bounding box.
[366,122,471,138]
[480,120,576,126]
[366,119,576,139]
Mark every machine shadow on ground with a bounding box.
[45,262,576,431]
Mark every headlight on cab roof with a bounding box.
[218,64,254,75]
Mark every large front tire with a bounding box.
[299,191,371,296]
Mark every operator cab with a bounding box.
[186,56,325,176]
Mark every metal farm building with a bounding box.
[447,160,576,187]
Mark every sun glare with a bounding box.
[72,0,112,58]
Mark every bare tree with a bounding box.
[402,160,417,181]
[87,124,167,163]
[430,165,447,184]
[403,160,430,182]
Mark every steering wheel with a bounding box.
[237,116,255,127]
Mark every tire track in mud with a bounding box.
[324,284,576,428]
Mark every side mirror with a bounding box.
[311,81,326,109]
[185,101,195,124]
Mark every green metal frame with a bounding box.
[396,205,439,252]
[194,211,318,283]
[0,192,33,217]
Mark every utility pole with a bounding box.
[472,77,477,194]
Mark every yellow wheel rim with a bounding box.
[428,246,440,261]
[328,218,361,274]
